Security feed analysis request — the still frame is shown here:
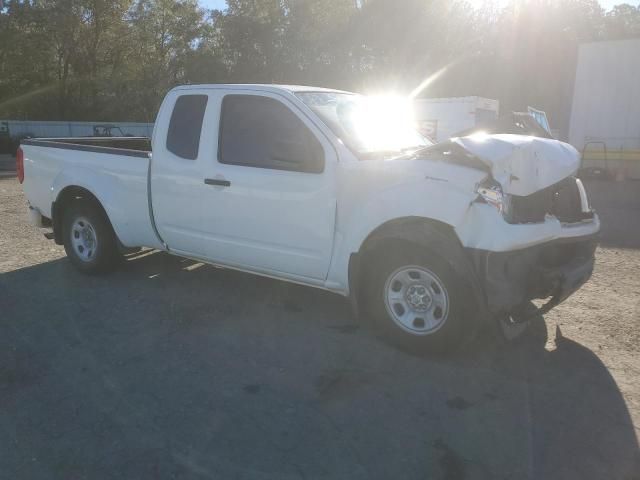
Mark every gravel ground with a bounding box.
[0,176,639,479]
[0,154,16,173]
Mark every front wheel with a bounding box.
[62,201,120,274]
[365,245,481,354]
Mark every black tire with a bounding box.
[363,238,482,355]
[62,201,120,274]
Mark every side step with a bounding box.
[43,231,55,240]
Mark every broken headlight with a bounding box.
[476,179,511,216]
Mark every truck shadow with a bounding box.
[456,314,640,478]
[0,251,638,479]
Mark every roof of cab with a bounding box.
[171,84,353,95]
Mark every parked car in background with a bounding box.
[92,124,133,137]
[457,112,554,139]
[414,97,554,142]
[17,84,599,353]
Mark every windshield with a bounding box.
[296,92,432,158]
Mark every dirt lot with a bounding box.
[1,176,639,479]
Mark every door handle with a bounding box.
[204,178,231,187]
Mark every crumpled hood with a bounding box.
[451,134,580,196]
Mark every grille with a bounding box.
[505,177,590,224]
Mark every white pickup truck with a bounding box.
[18,84,599,353]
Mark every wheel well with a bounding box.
[52,186,113,245]
[347,217,464,318]
[359,217,459,256]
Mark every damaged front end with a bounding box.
[468,235,597,319]
[420,134,600,320]
[476,174,595,225]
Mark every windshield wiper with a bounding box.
[407,142,452,158]
[359,150,404,160]
[359,146,435,160]
[400,145,432,153]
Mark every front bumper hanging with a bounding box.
[468,234,598,318]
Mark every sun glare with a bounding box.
[466,131,491,142]
[463,0,509,11]
[350,95,423,152]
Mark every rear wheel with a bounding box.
[364,243,481,355]
[62,201,120,274]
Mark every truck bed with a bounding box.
[20,136,162,250]
[22,136,151,157]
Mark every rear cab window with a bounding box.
[218,94,324,173]
[166,95,208,160]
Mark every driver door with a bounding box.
[199,91,337,281]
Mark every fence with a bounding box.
[0,120,154,139]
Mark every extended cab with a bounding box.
[18,84,600,352]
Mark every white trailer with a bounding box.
[569,39,640,179]
[413,96,500,142]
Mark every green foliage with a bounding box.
[0,0,638,128]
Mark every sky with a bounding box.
[0,0,633,11]
[199,0,227,10]
[198,0,635,12]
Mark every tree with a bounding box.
[1,0,639,126]
[125,0,206,119]
[604,3,640,39]
[0,1,57,118]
